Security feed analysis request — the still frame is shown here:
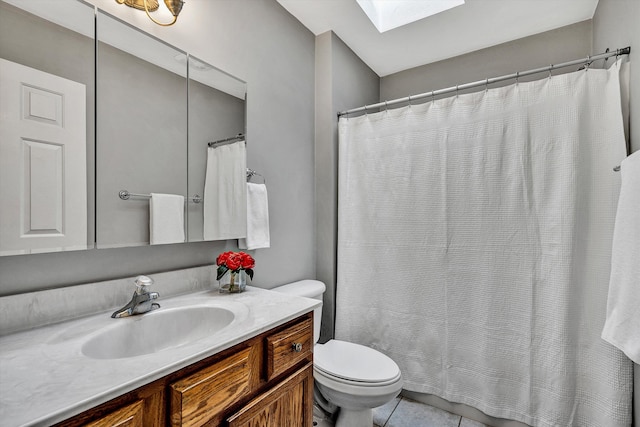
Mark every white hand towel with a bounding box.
[239,183,270,250]
[203,141,247,240]
[150,193,185,245]
[602,150,640,362]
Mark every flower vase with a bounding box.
[219,269,246,293]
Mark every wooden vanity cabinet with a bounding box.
[55,312,313,427]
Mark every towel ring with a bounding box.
[247,168,266,184]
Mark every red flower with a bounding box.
[216,251,255,280]
[239,252,255,269]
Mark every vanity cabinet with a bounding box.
[54,313,313,427]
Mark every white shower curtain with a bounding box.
[336,61,632,427]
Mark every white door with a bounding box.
[0,58,87,255]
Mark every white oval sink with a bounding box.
[81,306,235,359]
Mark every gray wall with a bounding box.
[315,32,379,342]
[592,0,640,422]
[0,0,316,295]
[381,20,592,101]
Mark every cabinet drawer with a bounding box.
[265,317,313,381]
[169,346,254,427]
[85,399,144,427]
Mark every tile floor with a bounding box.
[313,396,490,427]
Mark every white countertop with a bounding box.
[0,286,320,427]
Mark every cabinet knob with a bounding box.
[292,342,303,352]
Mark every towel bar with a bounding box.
[119,190,201,203]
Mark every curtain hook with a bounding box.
[485,78,489,93]
[585,55,591,71]
[431,91,435,104]
[408,95,412,107]
[455,85,459,98]
[364,104,368,115]
[384,101,388,112]
[548,65,553,79]
[515,71,519,85]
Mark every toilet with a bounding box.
[272,280,403,427]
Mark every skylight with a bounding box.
[356,0,465,33]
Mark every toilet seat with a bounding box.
[314,340,401,386]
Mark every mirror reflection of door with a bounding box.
[0,58,87,255]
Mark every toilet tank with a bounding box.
[271,280,325,343]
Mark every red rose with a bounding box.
[226,254,241,271]
[216,251,232,266]
[239,252,255,269]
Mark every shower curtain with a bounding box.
[336,61,632,427]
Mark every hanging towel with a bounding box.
[239,182,270,250]
[203,141,247,240]
[149,193,185,245]
[602,150,640,363]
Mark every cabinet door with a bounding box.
[84,400,144,427]
[226,363,313,427]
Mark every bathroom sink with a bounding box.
[81,306,235,359]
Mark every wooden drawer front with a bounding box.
[170,347,253,427]
[226,362,314,427]
[266,317,313,381]
[85,400,144,427]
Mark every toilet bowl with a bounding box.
[272,280,403,427]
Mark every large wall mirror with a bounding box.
[0,0,247,256]
[0,0,95,256]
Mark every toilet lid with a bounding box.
[314,340,400,384]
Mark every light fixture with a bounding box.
[115,0,185,27]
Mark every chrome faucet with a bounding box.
[111,275,160,318]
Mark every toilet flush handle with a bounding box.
[292,342,303,352]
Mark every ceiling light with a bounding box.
[115,0,184,27]
[356,0,465,33]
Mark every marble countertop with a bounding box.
[0,286,320,427]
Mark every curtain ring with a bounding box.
[384,101,388,112]
[455,85,459,98]
[431,91,435,104]
[585,55,591,70]
[548,65,553,79]
[408,95,412,107]
[515,71,519,85]
[364,104,368,115]
[485,78,489,93]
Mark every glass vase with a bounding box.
[219,269,246,293]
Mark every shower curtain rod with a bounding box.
[338,46,631,117]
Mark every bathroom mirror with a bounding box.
[0,0,95,256]
[187,57,247,242]
[1,0,248,255]
[95,10,188,248]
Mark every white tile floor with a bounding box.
[313,396,490,427]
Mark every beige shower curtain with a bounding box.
[336,61,632,426]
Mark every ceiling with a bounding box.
[276,0,599,77]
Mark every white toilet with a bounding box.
[272,280,403,427]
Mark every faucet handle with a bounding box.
[134,275,154,294]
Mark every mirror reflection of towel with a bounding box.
[150,193,185,245]
[203,141,247,240]
[239,183,270,250]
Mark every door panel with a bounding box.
[0,58,87,255]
